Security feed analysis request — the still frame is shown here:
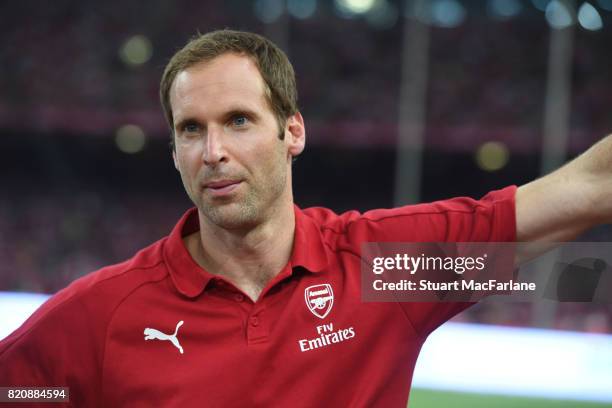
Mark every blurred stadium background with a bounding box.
[1,0,612,406]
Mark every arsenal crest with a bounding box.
[304,284,334,319]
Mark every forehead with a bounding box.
[170,53,269,117]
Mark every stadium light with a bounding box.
[578,2,604,30]
[119,35,153,67]
[545,0,574,29]
[287,0,317,19]
[334,0,377,17]
[115,124,146,154]
[487,0,523,19]
[475,141,510,172]
[427,0,467,28]
[365,0,398,29]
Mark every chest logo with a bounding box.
[144,320,184,354]
[305,284,334,319]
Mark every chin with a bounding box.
[201,202,261,230]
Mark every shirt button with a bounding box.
[250,316,259,327]
[234,294,244,302]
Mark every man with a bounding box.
[1,29,610,407]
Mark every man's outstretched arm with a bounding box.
[515,134,612,263]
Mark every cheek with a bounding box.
[175,152,201,181]
[177,146,196,166]
[251,143,284,175]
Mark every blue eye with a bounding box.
[185,123,199,133]
[232,116,248,127]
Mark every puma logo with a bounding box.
[144,320,184,354]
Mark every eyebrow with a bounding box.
[221,107,260,122]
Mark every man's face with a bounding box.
[170,53,304,230]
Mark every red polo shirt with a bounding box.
[0,186,516,407]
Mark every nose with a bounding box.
[202,126,227,166]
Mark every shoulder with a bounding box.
[0,237,170,355]
[300,186,516,243]
[66,237,169,303]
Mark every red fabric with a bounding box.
[0,186,516,407]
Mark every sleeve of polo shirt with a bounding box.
[347,185,517,337]
[0,293,102,407]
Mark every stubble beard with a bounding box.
[194,161,287,231]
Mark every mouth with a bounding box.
[203,180,242,197]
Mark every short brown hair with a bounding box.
[160,29,298,146]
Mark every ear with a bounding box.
[172,148,180,171]
[285,111,306,157]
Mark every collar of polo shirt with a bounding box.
[163,205,329,298]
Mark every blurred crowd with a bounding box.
[0,193,186,293]
[1,1,611,148]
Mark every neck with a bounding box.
[186,200,296,301]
